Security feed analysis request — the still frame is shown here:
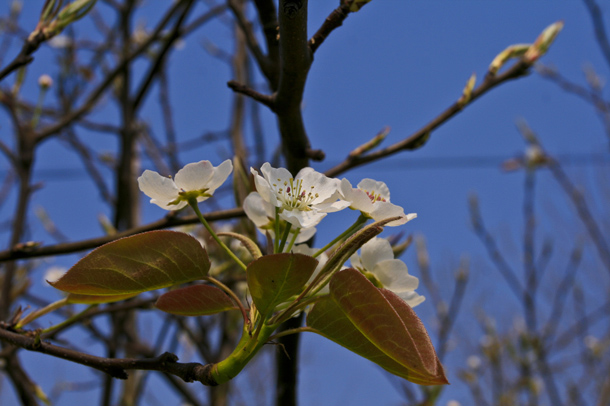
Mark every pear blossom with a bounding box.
[251,163,349,229]
[138,160,232,210]
[340,178,416,226]
[350,237,425,307]
[243,192,316,243]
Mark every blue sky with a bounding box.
[1,1,609,405]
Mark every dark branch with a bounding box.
[0,325,219,386]
[227,80,276,110]
[309,3,351,53]
[324,59,533,178]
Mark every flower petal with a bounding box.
[360,237,395,270]
[358,178,391,200]
[252,166,279,207]
[244,192,272,228]
[205,159,233,194]
[137,170,182,210]
[295,226,317,243]
[340,179,375,212]
[174,161,214,192]
[297,168,338,202]
[373,259,420,292]
[397,290,426,307]
[370,202,416,226]
[281,209,327,229]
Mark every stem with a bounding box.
[312,213,367,258]
[274,207,280,253]
[278,222,292,252]
[284,227,300,253]
[268,326,314,341]
[269,295,323,325]
[40,304,98,335]
[212,322,277,384]
[15,297,69,329]
[188,199,247,271]
[31,88,48,128]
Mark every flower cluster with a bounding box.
[138,160,423,306]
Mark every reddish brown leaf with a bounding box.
[307,268,448,385]
[155,284,237,316]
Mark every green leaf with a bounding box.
[51,230,210,296]
[155,285,237,316]
[66,292,139,304]
[307,268,448,385]
[246,253,318,317]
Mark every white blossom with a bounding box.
[138,160,232,210]
[340,178,416,226]
[251,163,349,229]
[243,192,316,243]
[350,237,425,307]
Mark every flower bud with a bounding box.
[457,73,476,107]
[524,21,564,63]
[38,74,53,90]
[345,0,372,12]
[488,44,530,75]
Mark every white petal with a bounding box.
[262,163,293,187]
[138,170,181,210]
[315,190,351,213]
[370,201,410,225]
[243,192,271,228]
[205,159,233,194]
[357,178,391,200]
[297,168,338,202]
[373,259,419,291]
[295,226,317,243]
[360,237,394,270]
[398,290,426,307]
[281,209,327,229]
[348,187,375,213]
[174,161,214,191]
[252,167,278,206]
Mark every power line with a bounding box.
[1,153,609,183]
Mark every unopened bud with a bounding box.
[489,44,530,75]
[525,144,547,168]
[348,127,389,158]
[345,0,372,12]
[45,0,97,38]
[524,21,564,63]
[457,73,476,107]
[38,74,53,89]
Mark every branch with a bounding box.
[34,0,191,143]
[0,207,245,262]
[0,325,219,386]
[276,0,318,173]
[0,31,46,82]
[253,0,280,88]
[324,60,533,178]
[227,80,276,110]
[228,0,273,81]
[583,0,610,71]
[309,3,351,53]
